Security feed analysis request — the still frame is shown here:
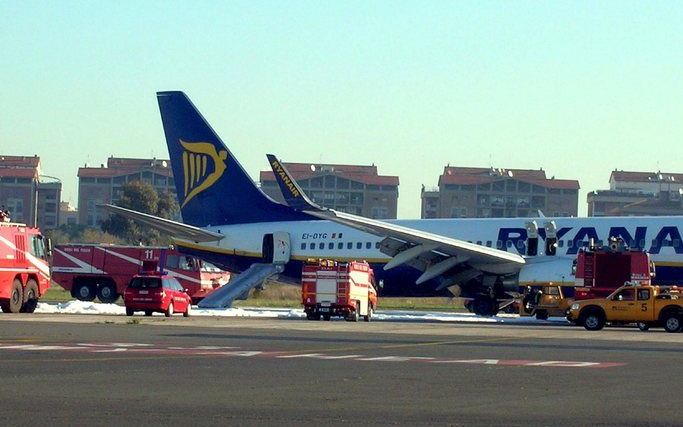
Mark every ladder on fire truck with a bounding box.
[198,263,284,308]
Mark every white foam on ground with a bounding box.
[35,301,567,324]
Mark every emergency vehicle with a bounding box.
[302,259,378,322]
[522,237,656,319]
[124,272,192,317]
[0,220,51,313]
[51,244,230,304]
[572,237,655,300]
[568,284,682,332]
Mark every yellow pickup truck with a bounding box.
[568,284,682,332]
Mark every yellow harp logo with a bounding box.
[179,140,228,207]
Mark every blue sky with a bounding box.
[2,1,683,218]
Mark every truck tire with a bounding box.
[535,310,549,321]
[580,309,605,331]
[346,302,359,322]
[662,312,681,333]
[364,305,373,322]
[97,282,118,304]
[636,322,650,331]
[183,304,191,318]
[145,310,153,317]
[126,307,134,316]
[1,279,24,313]
[21,279,39,313]
[306,312,320,321]
[322,314,331,321]
[74,281,96,302]
[165,302,174,317]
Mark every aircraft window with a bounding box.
[337,242,344,250]
[516,241,524,250]
[375,242,380,249]
[300,243,306,250]
[674,239,681,248]
[356,242,362,249]
[558,240,564,248]
[338,233,343,239]
[318,243,325,250]
[365,242,372,249]
[567,240,574,248]
[328,242,334,250]
[486,241,492,247]
[506,240,513,248]
[496,240,503,249]
[651,239,658,247]
[309,243,315,250]
[476,241,482,245]
[640,239,646,248]
[596,240,603,247]
[347,242,353,250]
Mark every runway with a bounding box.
[0,314,680,426]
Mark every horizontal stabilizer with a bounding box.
[102,204,224,242]
[198,263,284,308]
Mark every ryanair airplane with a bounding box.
[106,91,683,315]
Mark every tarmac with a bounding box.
[0,314,681,426]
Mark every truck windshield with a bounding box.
[129,277,162,289]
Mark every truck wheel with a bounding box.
[346,303,359,322]
[97,282,119,304]
[165,302,174,317]
[1,280,24,313]
[183,304,191,318]
[126,307,134,316]
[144,310,153,317]
[637,322,650,332]
[21,279,40,313]
[535,310,549,321]
[364,305,373,322]
[306,312,319,321]
[662,313,681,333]
[581,310,605,331]
[323,314,331,321]
[74,282,96,302]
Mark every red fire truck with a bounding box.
[51,244,230,304]
[302,259,378,322]
[572,238,655,300]
[0,221,51,313]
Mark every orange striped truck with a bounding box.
[302,259,378,322]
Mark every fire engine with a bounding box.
[522,237,657,319]
[572,237,655,299]
[301,259,379,322]
[51,244,230,304]
[0,220,51,313]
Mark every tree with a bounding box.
[101,181,179,245]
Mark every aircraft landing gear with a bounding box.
[471,296,499,317]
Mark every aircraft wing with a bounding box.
[266,155,525,285]
[102,204,224,242]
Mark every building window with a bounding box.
[371,206,389,219]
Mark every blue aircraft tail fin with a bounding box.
[157,91,311,227]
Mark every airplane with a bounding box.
[106,91,683,316]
